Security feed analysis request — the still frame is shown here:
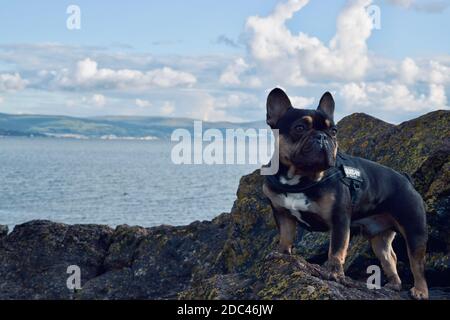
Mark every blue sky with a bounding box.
[0,0,449,123]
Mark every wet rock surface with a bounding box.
[0,111,449,299]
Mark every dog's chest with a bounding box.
[278,192,311,212]
[275,192,313,225]
[264,182,335,230]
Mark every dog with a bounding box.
[262,88,429,300]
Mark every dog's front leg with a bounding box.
[325,215,351,279]
[273,209,297,254]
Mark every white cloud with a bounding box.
[160,101,175,115]
[57,58,197,90]
[146,67,197,88]
[387,0,414,7]
[65,99,77,108]
[247,76,263,88]
[399,57,420,84]
[0,73,27,91]
[429,60,450,84]
[135,98,152,108]
[91,94,106,107]
[290,95,315,108]
[185,93,227,121]
[395,58,450,86]
[219,58,249,85]
[0,96,4,104]
[182,91,258,122]
[242,0,449,117]
[387,0,450,13]
[340,82,368,106]
[70,94,107,108]
[245,0,374,84]
[428,83,448,107]
[219,58,263,88]
[224,94,242,107]
[340,81,448,112]
[220,92,259,109]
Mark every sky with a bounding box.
[0,0,449,123]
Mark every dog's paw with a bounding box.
[265,250,292,261]
[329,272,346,282]
[277,244,293,255]
[410,287,429,300]
[265,251,284,260]
[323,260,345,281]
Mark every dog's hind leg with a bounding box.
[394,202,429,300]
[408,246,428,299]
[370,230,402,291]
[402,227,428,300]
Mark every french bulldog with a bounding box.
[263,88,429,300]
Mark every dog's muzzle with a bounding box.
[314,133,328,149]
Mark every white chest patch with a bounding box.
[282,193,310,211]
[271,192,312,226]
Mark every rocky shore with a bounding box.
[0,110,449,300]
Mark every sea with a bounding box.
[0,137,260,230]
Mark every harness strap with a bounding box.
[265,167,344,194]
[265,153,363,206]
[340,176,362,206]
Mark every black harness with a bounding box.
[265,153,363,206]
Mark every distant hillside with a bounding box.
[0,113,267,139]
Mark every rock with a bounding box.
[178,273,257,300]
[255,254,400,300]
[0,219,232,299]
[214,170,276,275]
[0,225,7,239]
[79,219,231,299]
[0,110,448,299]
[0,220,113,299]
[180,253,401,300]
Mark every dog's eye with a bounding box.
[330,127,338,136]
[294,124,305,132]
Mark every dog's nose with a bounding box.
[314,133,327,148]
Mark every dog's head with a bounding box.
[266,88,338,178]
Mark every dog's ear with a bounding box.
[317,92,335,120]
[266,88,292,128]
